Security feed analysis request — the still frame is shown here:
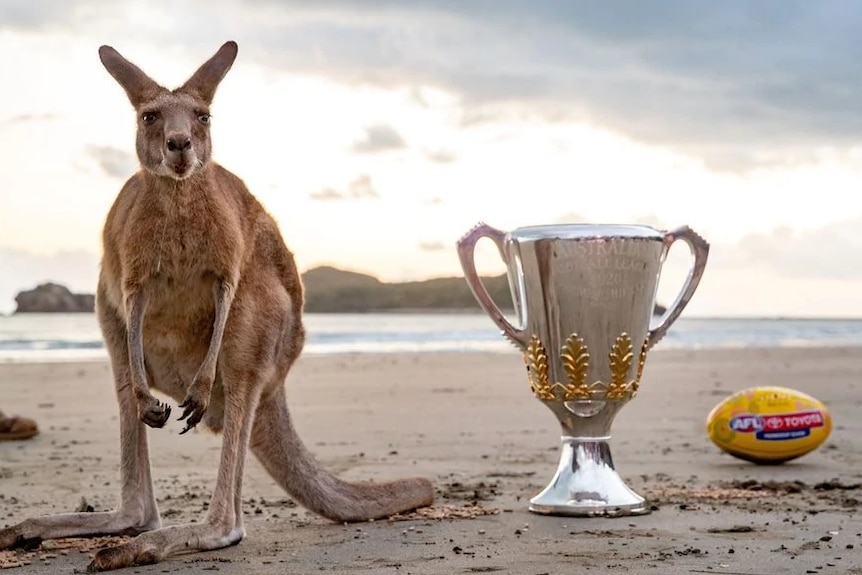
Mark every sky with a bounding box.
[1,1,862,317]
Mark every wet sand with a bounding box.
[1,347,861,574]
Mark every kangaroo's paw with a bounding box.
[137,396,172,429]
[177,375,212,434]
[86,522,243,572]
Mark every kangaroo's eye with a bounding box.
[198,113,211,124]
[141,112,158,125]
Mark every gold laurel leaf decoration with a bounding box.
[607,332,634,400]
[525,335,556,400]
[632,337,648,397]
[560,333,592,400]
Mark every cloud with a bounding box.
[309,174,380,201]
[424,149,457,164]
[345,174,379,198]
[308,187,342,201]
[350,124,407,154]
[0,0,79,29]
[5,1,862,170]
[1,113,57,125]
[418,241,447,252]
[718,216,862,281]
[86,145,137,179]
[241,1,862,170]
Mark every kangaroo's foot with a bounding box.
[87,521,243,572]
[0,510,160,552]
[136,394,172,428]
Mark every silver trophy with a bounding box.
[457,222,709,517]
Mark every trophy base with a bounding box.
[528,437,651,517]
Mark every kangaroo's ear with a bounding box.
[180,41,238,104]
[98,45,163,108]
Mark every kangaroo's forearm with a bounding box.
[125,289,172,428]
[178,277,236,434]
[124,291,148,396]
[202,278,235,375]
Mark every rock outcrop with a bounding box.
[14,283,95,313]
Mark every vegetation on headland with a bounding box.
[300,266,514,313]
[13,267,667,315]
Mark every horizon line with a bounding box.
[2,311,862,322]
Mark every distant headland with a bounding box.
[12,267,667,315]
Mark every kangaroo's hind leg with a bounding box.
[87,364,262,572]
[0,296,161,550]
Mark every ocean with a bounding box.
[0,313,861,363]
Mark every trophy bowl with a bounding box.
[457,222,709,517]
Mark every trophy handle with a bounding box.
[647,226,710,350]
[457,222,529,349]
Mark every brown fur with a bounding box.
[0,41,433,572]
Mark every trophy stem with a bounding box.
[528,436,650,517]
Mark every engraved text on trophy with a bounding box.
[550,239,662,310]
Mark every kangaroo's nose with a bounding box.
[166,135,192,153]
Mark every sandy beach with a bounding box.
[1,347,861,574]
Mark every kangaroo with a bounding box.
[0,41,434,572]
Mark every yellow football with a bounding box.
[706,386,832,464]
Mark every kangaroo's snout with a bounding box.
[166,134,192,153]
[163,129,196,178]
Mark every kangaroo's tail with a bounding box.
[249,386,434,522]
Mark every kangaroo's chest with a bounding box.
[143,198,230,269]
[125,203,238,362]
